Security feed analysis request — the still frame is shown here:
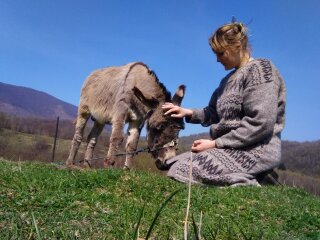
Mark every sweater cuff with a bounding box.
[185,109,205,124]
[215,138,224,148]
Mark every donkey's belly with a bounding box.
[90,109,112,124]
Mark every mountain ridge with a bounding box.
[0,81,77,120]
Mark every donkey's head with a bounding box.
[133,85,185,170]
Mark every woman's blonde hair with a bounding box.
[209,22,251,54]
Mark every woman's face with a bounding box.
[215,48,242,70]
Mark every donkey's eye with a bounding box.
[156,124,164,131]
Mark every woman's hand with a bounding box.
[191,139,216,152]
[162,102,193,118]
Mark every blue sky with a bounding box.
[1,0,319,141]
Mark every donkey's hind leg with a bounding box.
[66,112,90,167]
[83,121,104,168]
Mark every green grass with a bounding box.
[0,128,75,163]
[0,159,320,239]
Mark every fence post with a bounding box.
[52,116,60,162]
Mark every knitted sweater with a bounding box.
[186,58,286,150]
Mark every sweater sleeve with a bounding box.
[185,89,219,127]
[215,63,280,149]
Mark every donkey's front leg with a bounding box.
[104,119,125,168]
[124,120,143,169]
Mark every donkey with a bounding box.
[66,62,185,169]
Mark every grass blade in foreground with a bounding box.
[132,204,145,240]
[145,189,181,239]
[31,212,41,240]
[191,213,200,240]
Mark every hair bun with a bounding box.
[209,21,250,53]
[233,22,243,33]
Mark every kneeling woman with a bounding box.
[161,21,286,186]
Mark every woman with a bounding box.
[161,22,286,186]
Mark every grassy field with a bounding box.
[0,160,319,239]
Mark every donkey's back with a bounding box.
[79,62,152,125]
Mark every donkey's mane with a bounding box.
[127,62,171,102]
[149,70,172,102]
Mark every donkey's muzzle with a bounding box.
[155,159,173,171]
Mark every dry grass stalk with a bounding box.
[184,151,193,239]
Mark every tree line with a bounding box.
[0,112,75,139]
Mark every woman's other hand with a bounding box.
[162,102,193,118]
[191,139,216,152]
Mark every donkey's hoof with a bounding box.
[82,160,92,169]
[123,165,131,171]
[66,164,83,170]
[103,160,115,169]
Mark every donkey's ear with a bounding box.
[132,86,159,109]
[172,85,186,106]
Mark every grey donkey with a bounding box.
[66,62,185,169]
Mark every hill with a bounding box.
[0,82,77,120]
[0,160,319,239]
[282,140,320,177]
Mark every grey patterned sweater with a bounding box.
[166,58,286,186]
[187,58,286,150]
